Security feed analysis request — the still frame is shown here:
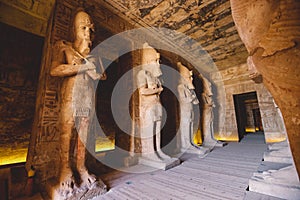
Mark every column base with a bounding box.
[124,155,138,167]
[203,140,227,148]
[249,165,300,200]
[263,146,293,164]
[138,156,180,170]
[175,146,210,158]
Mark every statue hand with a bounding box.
[82,59,96,70]
[100,73,107,80]
[193,99,199,105]
[87,62,96,70]
[157,87,163,93]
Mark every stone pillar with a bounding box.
[258,93,287,143]
[27,0,80,187]
[26,0,109,198]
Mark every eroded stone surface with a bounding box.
[231,0,300,179]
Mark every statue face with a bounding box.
[74,12,94,43]
[142,44,162,77]
[149,59,162,78]
[177,62,194,89]
[143,56,162,77]
[184,73,195,90]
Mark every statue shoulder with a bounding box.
[178,83,187,91]
[53,40,72,52]
[137,69,146,74]
[137,70,148,86]
[52,40,73,62]
[137,69,149,78]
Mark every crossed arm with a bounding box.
[50,47,95,77]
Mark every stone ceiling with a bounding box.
[0,0,249,70]
[93,0,249,70]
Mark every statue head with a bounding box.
[177,62,194,89]
[73,11,94,54]
[141,43,162,77]
[200,75,213,96]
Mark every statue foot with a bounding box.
[78,169,107,197]
[80,170,97,189]
[58,170,77,198]
[156,150,171,160]
[141,153,163,162]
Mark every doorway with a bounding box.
[233,91,263,141]
[0,22,44,166]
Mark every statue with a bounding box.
[177,62,208,155]
[200,74,225,148]
[177,62,199,151]
[50,11,106,198]
[230,0,300,181]
[136,43,179,169]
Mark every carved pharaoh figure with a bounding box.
[231,0,300,180]
[50,11,106,198]
[177,62,200,152]
[136,43,172,162]
[200,75,224,147]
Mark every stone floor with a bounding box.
[95,133,283,200]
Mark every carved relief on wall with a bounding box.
[38,0,75,143]
[39,90,59,142]
[52,3,73,43]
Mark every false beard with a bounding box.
[76,39,92,56]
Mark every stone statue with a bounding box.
[247,56,263,83]
[176,62,210,156]
[136,43,179,169]
[231,0,300,197]
[50,11,106,198]
[200,74,225,148]
[230,0,300,180]
[177,62,200,152]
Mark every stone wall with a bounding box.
[212,63,286,143]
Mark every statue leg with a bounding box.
[176,123,183,153]
[189,121,194,146]
[155,120,171,160]
[202,108,217,146]
[77,117,97,189]
[141,120,158,160]
[180,120,189,151]
[202,109,209,143]
[59,122,76,194]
